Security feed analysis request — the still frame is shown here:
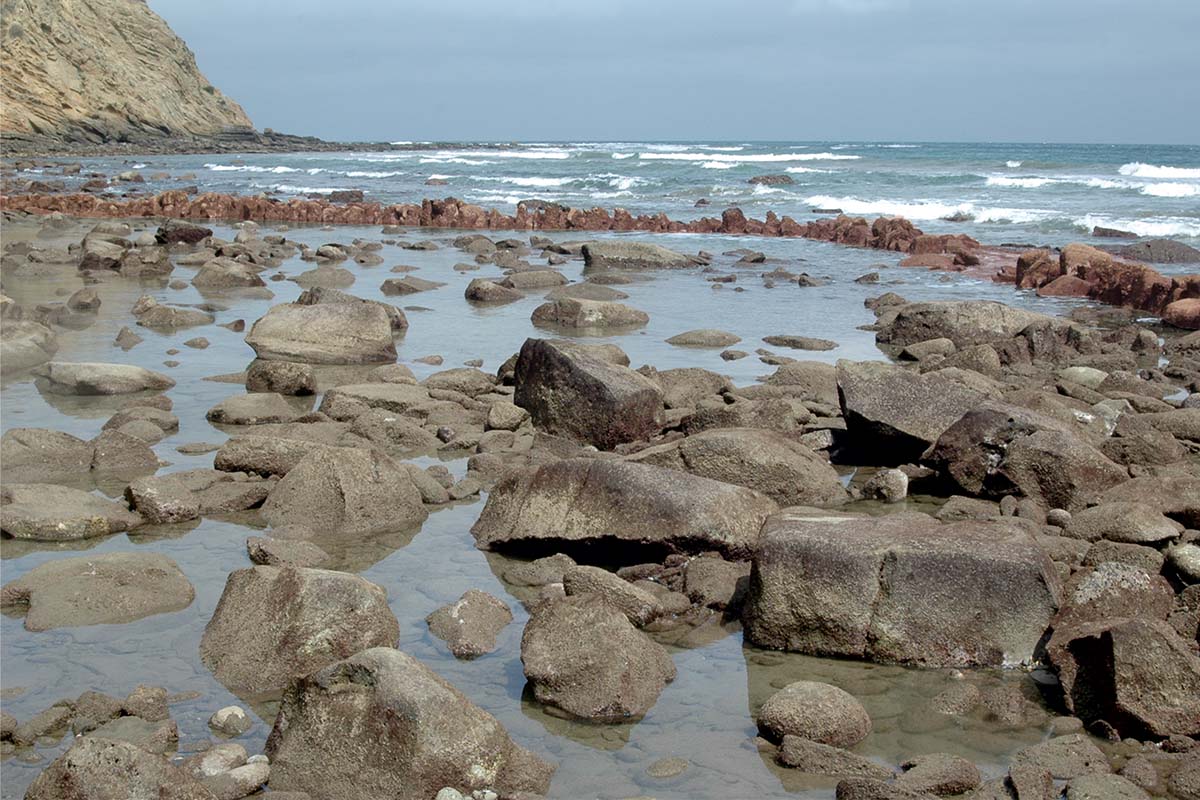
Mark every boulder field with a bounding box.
[1,215,1198,800]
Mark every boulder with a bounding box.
[192,257,266,289]
[757,681,872,748]
[33,361,175,395]
[157,220,213,245]
[1117,238,1200,264]
[531,297,649,329]
[1101,475,1200,527]
[666,329,742,348]
[265,647,554,800]
[837,360,983,463]
[894,753,982,796]
[628,428,846,506]
[521,594,675,720]
[1163,299,1200,330]
[1047,616,1200,738]
[1,552,193,631]
[1064,502,1183,545]
[246,302,396,364]
[25,737,218,800]
[295,286,408,331]
[777,737,894,779]
[742,511,1062,667]
[206,392,305,425]
[472,457,778,560]
[582,240,693,270]
[464,278,521,304]
[200,565,399,696]
[261,447,427,534]
[562,564,662,626]
[875,301,1052,348]
[245,360,316,395]
[124,474,201,524]
[0,319,57,374]
[1,483,143,540]
[499,270,567,289]
[924,405,1127,512]
[513,338,662,449]
[425,589,513,658]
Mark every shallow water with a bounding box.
[0,218,1104,798]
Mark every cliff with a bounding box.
[0,0,254,145]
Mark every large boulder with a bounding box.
[200,566,399,696]
[628,427,847,506]
[1117,238,1200,264]
[1047,616,1200,738]
[191,257,266,289]
[742,510,1062,667]
[531,297,649,329]
[1,552,193,631]
[582,240,693,270]
[521,594,676,720]
[0,319,57,375]
[26,737,218,800]
[924,405,1127,511]
[875,301,1051,348]
[32,361,175,395]
[265,647,554,800]
[513,337,662,449]
[245,301,396,364]
[295,286,408,331]
[471,458,778,560]
[1,483,143,540]
[837,360,983,464]
[261,447,427,533]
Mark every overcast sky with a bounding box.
[149,0,1199,144]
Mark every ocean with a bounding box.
[67,140,1200,250]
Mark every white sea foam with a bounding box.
[802,195,1054,224]
[971,206,1056,224]
[206,163,300,174]
[476,176,573,187]
[985,176,1057,188]
[344,170,405,178]
[785,166,833,174]
[1119,162,1200,179]
[591,190,635,199]
[611,153,636,159]
[427,174,452,180]
[270,184,337,194]
[696,145,746,151]
[1074,214,1200,238]
[1140,182,1199,198]
[1005,160,1022,168]
[591,174,646,190]
[701,161,737,169]
[639,152,860,163]
[472,193,555,205]
[441,149,571,160]
[419,157,495,165]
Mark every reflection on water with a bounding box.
[0,216,1096,798]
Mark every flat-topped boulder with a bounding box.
[295,286,408,331]
[32,361,175,395]
[627,427,847,506]
[743,510,1062,667]
[192,257,266,289]
[582,240,694,270]
[265,647,554,800]
[471,457,778,560]
[666,329,742,348]
[875,300,1054,348]
[1,483,143,540]
[246,301,396,364]
[837,359,983,463]
[318,382,433,416]
[513,337,662,449]
[531,297,649,329]
[1,552,193,631]
[200,566,400,696]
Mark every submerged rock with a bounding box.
[33,361,175,395]
[1,552,193,631]
[521,594,676,720]
[425,589,513,658]
[743,510,1062,666]
[265,647,554,800]
[0,319,58,375]
[472,457,778,560]
[200,565,400,696]
[1,483,143,540]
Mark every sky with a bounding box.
[149,0,1200,145]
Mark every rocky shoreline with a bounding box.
[4,188,1200,328]
[1,210,1198,799]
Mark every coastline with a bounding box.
[4,188,1198,326]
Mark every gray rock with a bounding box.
[1,483,143,540]
[1,319,58,375]
[743,510,1062,666]
[425,589,513,658]
[472,457,778,560]
[778,736,893,779]
[894,753,981,796]
[206,393,305,425]
[200,565,400,696]
[265,647,554,800]
[757,681,872,748]
[1065,502,1184,545]
[246,302,396,364]
[464,278,521,304]
[563,565,662,626]
[208,706,253,737]
[33,361,175,395]
[124,474,201,524]
[1011,734,1111,780]
[25,737,218,800]
[582,240,693,270]
[531,297,649,330]
[245,361,316,395]
[1065,774,1150,800]
[0,552,193,631]
[521,594,676,720]
[666,329,742,348]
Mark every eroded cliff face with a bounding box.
[0,0,253,143]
